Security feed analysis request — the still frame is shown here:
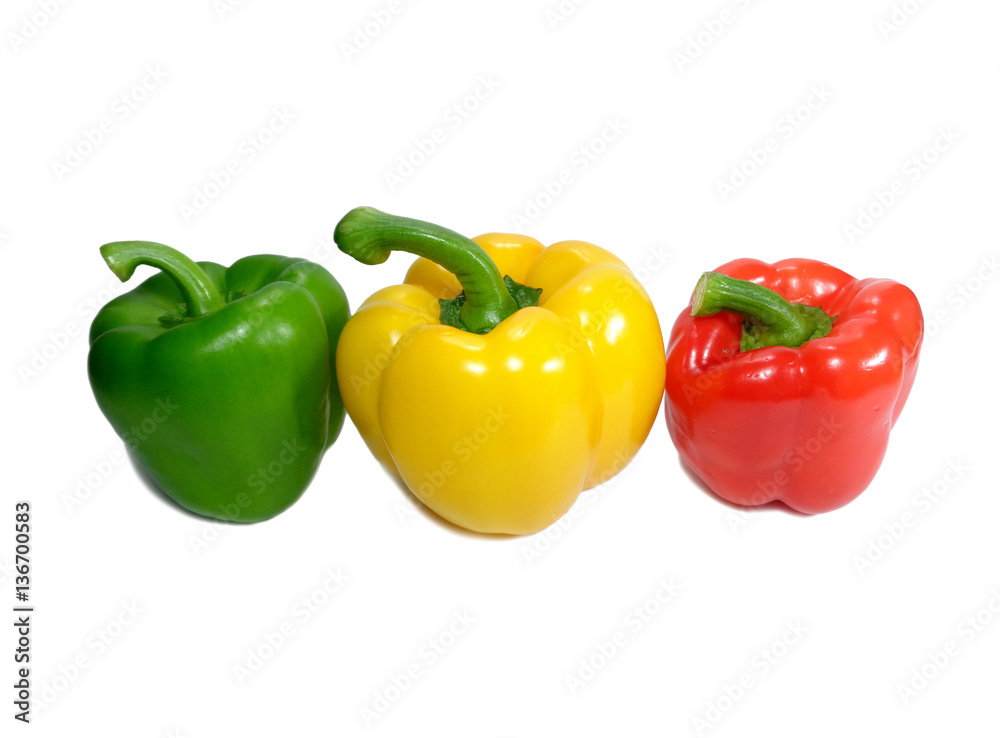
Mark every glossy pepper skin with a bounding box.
[664,258,922,514]
[334,207,665,535]
[88,242,349,522]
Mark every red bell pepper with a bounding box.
[664,258,923,514]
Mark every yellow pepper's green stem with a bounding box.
[100,241,226,318]
[334,207,521,334]
[692,271,834,351]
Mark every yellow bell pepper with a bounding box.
[334,207,665,535]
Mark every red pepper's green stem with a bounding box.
[100,241,226,318]
[692,271,834,351]
[334,207,520,334]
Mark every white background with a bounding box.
[3,0,999,735]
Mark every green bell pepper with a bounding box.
[88,241,349,522]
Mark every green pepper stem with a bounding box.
[692,271,833,351]
[100,241,226,318]
[334,207,519,334]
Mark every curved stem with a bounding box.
[334,207,520,334]
[692,271,833,351]
[100,241,226,318]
